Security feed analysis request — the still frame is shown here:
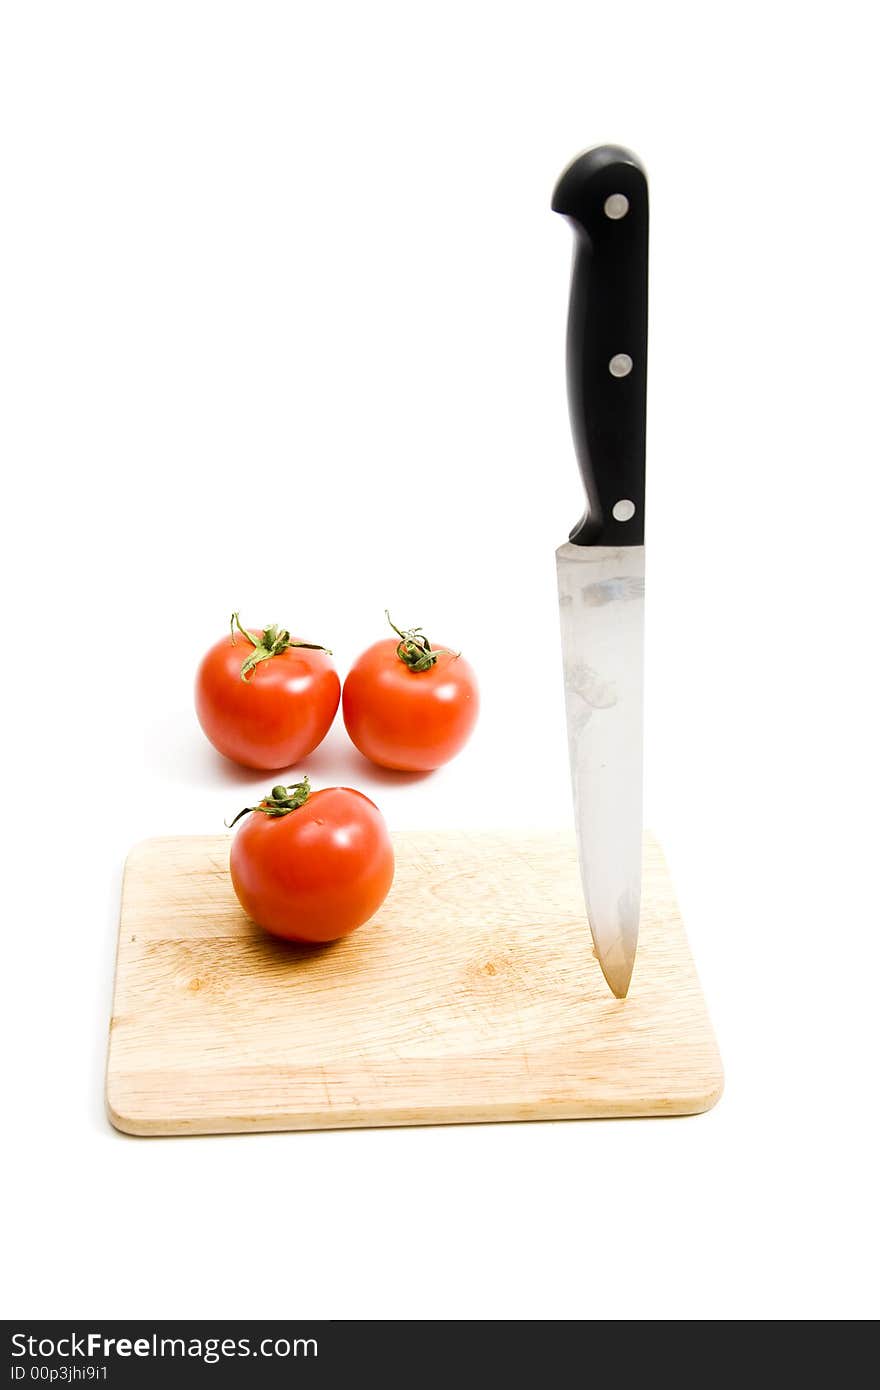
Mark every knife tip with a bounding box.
[598,955,636,999]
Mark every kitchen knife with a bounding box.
[552,145,648,999]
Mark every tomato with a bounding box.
[228,779,395,943]
[342,613,479,771]
[195,614,340,770]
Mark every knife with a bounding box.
[552,145,648,999]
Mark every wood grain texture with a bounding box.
[106,831,723,1136]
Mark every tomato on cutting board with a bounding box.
[343,612,479,772]
[195,614,340,770]
[228,778,395,943]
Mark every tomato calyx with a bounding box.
[385,610,459,673]
[226,776,312,828]
[230,612,332,682]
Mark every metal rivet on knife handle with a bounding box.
[609,353,633,378]
[604,193,630,219]
[612,499,636,522]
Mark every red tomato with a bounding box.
[229,780,394,943]
[343,615,479,771]
[195,616,340,770]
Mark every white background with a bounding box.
[1,1,877,1321]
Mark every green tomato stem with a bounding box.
[230,612,332,682]
[385,609,459,673]
[226,776,312,829]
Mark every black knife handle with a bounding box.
[552,145,648,546]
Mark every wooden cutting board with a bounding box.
[106,831,722,1136]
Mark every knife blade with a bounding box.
[552,145,649,998]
